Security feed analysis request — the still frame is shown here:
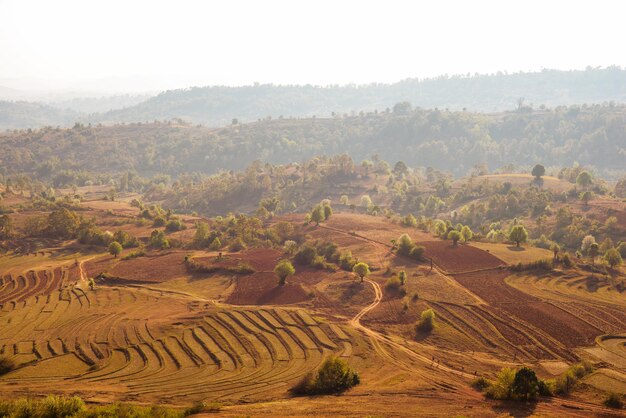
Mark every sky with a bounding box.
[0,0,624,93]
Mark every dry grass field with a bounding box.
[1,204,625,416]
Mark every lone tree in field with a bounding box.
[448,230,461,246]
[509,225,528,247]
[352,262,370,282]
[274,260,295,286]
[604,248,623,269]
[531,164,545,180]
[109,241,122,258]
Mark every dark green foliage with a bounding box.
[149,230,169,249]
[165,219,185,232]
[294,245,317,265]
[470,377,490,391]
[292,356,359,395]
[228,238,246,252]
[409,245,425,261]
[604,393,623,409]
[511,367,540,400]
[274,259,295,286]
[531,164,545,179]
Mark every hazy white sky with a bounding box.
[0,0,624,92]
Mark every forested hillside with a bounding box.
[1,67,626,130]
[0,101,78,129]
[96,67,626,126]
[1,104,625,184]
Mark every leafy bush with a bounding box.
[338,250,356,271]
[165,219,185,232]
[294,245,317,265]
[228,238,246,252]
[470,377,490,391]
[122,250,146,260]
[385,276,402,292]
[554,361,593,395]
[409,245,425,261]
[415,308,435,334]
[292,356,359,395]
[184,401,222,415]
[604,392,623,409]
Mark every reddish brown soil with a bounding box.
[108,252,188,283]
[453,270,604,348]
[226,271,310,305]
[194,248,283,274]
[422,241,505,273]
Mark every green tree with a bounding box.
[108,241,122,258]
[512,367,540,400]
[352,262,370,282]
[360,195,372,208]
[274,260,295,286]
[448,230,461,246]
[415,308,435,333]
[193,221,210,246]
[604,247,621,268]
[47,208,80,239]
[550,243,560,260]
[509,225,528,247]
[339,195,349,205]
[588,242,599,264]
[460,225,473,242]
[323,203,333,221]
[397,233,414,256]
[310,205,325,225]
[209,237,222,251]
[576,171,593,188]
[579,190,594,206]
[531,164,546,179]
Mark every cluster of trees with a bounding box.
[394,233,425,260]
[474,361,595,401]
[292,356,359,395]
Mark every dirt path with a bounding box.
[318,223,486,304]
[350,278,474,379]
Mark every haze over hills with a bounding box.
[1,67,626,130]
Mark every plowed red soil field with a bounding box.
[226,271,310,305]
[453,270,604,347]
[422,241,505,273]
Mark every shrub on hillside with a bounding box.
[228,238,246,252]
[415,308,435,334]
[0,357,15,376]
[294,245,317,265]
[604,392,623,409]
[292,356,359,395]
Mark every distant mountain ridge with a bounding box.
[1,67,625,130]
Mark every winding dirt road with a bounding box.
[350,278,474,379]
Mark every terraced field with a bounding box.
[0,265,355,404]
